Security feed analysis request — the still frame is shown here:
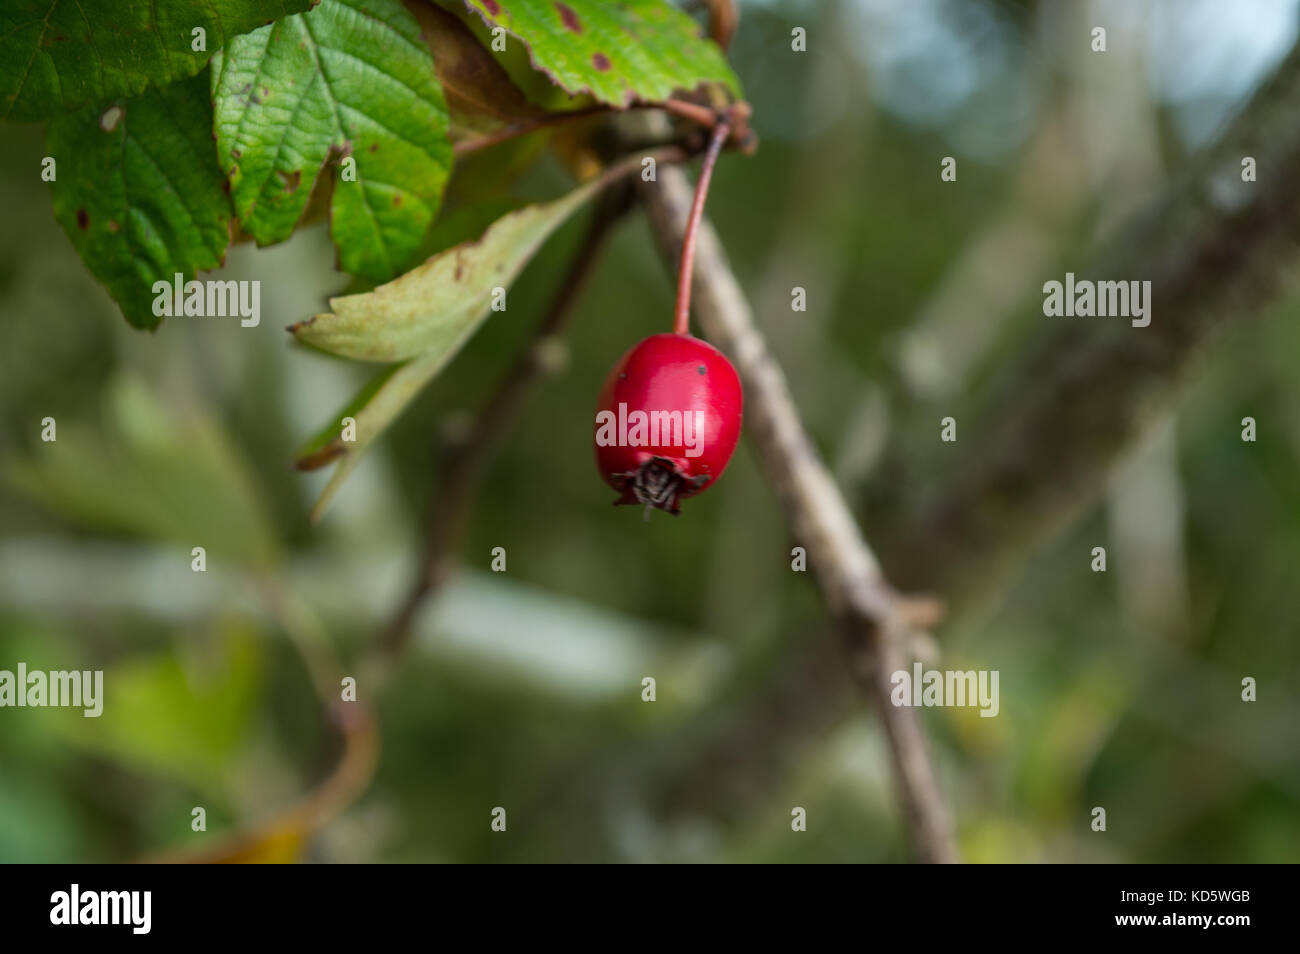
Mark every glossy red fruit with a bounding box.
[594,332,743,515]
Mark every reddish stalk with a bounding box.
[660,98,721,129]
[454,98,730,159]
[673,117,732,336]
[453,105,608,157]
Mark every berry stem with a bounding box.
[674,117,732,336]
[454,98,733,158]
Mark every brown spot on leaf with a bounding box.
[392,194,403,207]
[480,0,501,15]
[108,219,120,233]
[369,143,379,153]
[76,209,88,229]
[455,263,464,281]
[277,169,302,192]
[592,52,612,71]
[555,2,582,32]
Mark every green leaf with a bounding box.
[212,0,453,282]
[294,362,403,470]
[301,348,453,521]
[457,0,741,107]
[46,71,232,330]
[294,174,609,519]
[292,174,602,361]
[0,0,314,122]
[292,176,605,522]
[47,624,264,790]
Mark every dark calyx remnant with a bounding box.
[612,456,709,519]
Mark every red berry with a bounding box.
[593,332,743,515]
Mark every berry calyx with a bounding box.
[594,332,743,516]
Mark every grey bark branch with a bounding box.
[628,40,1300,838]
[637,167,958,864]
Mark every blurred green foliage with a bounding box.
[1,0,1298,862]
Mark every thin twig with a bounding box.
[375,184,637,659]
[145,699,379,864]
[144,587,378,863]
[684,0,739,49]
[660,97,722,130]
[453,98,730,158]
[453,105,609,157]
[704,0,739,50]
[637,156,959,863]
[185,173,657,866]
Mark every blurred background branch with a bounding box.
[375,184,636,668]
[876,36,1300,599]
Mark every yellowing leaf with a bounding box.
[292,173,610,518]
[301,348,450,520]
[291,174,603,361]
